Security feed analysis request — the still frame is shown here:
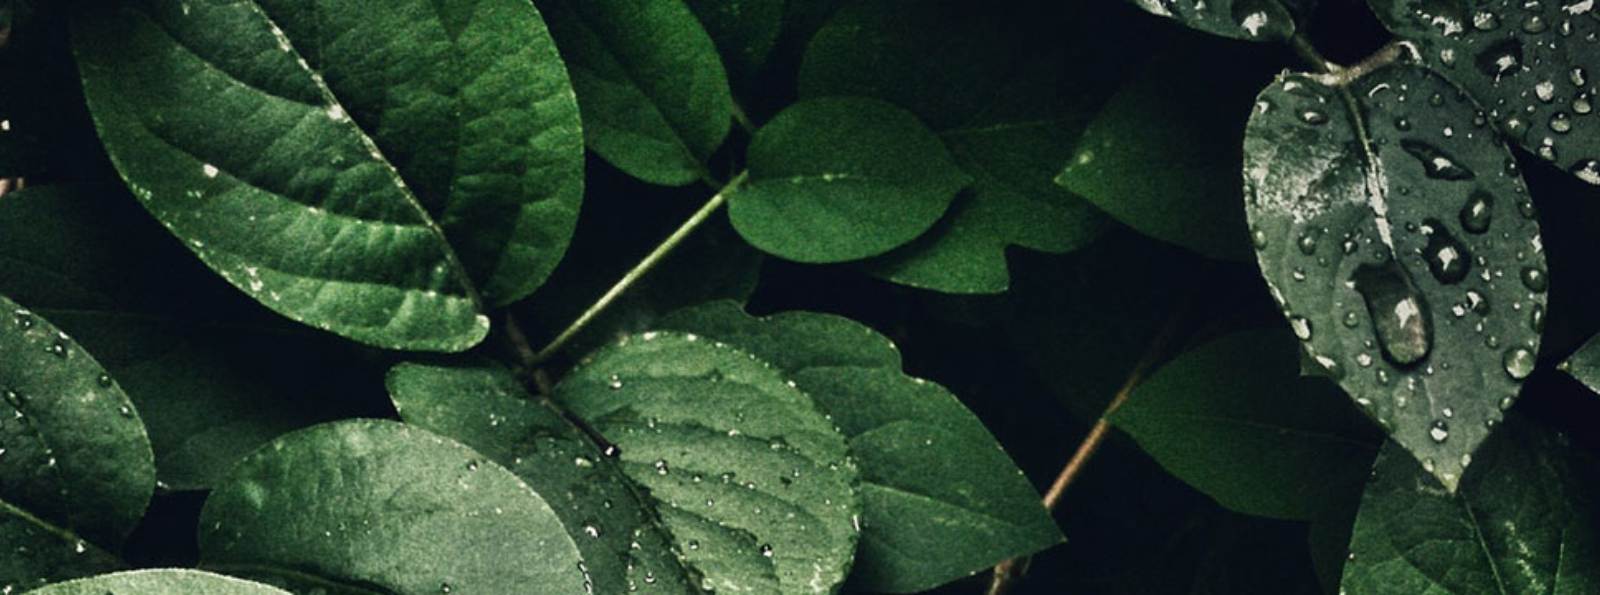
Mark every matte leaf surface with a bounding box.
[387,362,702,594]
[685,0,782,80]
[73,0,589,349]
[25,570,290,595]
[537,0,732,186]
[198,420,586,594]
[1244,64,1548,490]
[553,333,860,594]
[1368,0,1600,186]
[1127,0,1312,41]
[1110,330,1380,520]
[1342,418,1599,594]
[657,301,1062,593]
[730,97,970,263]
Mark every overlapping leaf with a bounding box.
[1127,0,1316,42]
[1245,64,1548,490]
[72,0,587,351]
[686,0,783,81]
[25,570,289,595]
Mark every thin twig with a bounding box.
[1308,41,1408,88]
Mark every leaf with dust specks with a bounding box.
[1126,0,1316,42]
[1244,64,1548,491]
[24,570,290,595]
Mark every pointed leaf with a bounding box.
[1367,0,1600,186]
[1342,417,1600,593]
[730,97,970,263]
[657,301,1063,593]
[73,0,589,350]
[25,570,290,595]
[198,420,587,593]
[1244,64,1548,490]
[536,0,732,186]
[1127,0,1314,42]
[1561,332,1600,396]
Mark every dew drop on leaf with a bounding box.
[1401,140,1476,180]
[1352,261,1433,366]
[1503,347,1536,379]
[1421,219,1472,284]
[1458,190,1493,234]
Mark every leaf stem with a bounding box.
[1289,32,1337,75]
[1308,41,1409,88]
[530,171,749,363]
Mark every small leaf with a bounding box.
[24,569,290,595]
[657,301,1063,593]
[1127,0,1312,42]
[1245,64,1548,490]
[1367,0,1600,186]
[554,333,860,595]
[1561,332,1600,396]
[1342,417,1600,593]
[730,97,970,263]
[198,420,587,593]
[0,294,152,587]
[537,0,732,186]
[1110,330,1381,520]
[685,0,783,80]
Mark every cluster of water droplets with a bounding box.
[1134,0,1290,39]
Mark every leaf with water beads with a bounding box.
[1368,0,1600,186]
[1243,64,1548,491]
[24,569,290,594]
[1126,0,1315,42]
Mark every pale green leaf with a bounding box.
[25,570,289,595]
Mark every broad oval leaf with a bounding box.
[536,0,732,186]
[657,301,1063,593]
[1342,417,1599,593]
[1128,0,1312,42]
[198,420,587,593]
[1244,64,1548,491]
[72,0,588,351]
[730,97,970,263]
[554,333,861,594]
[25,569,290,595]
[1368,0,1600,186]
[1109,330,1381,520]
[1,294,152,589]
[387,362,702,594]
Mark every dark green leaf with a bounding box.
[1110,330,1381,520]
[1127,0,1311,42]
[1244,64,1548,490]
[657,301,1062,593]
[199,420,587,594]
[387,362,702,594]
[798,1,1111,293]
[0,294,151,588]
[25,570,289,595]
[73,0,588,350]
[730,97,970,263]
[1561,332,1600,396]
[537,0,732,186]
[685,0,782,80]
[1367,0,1600,186]
[554,333,860,594]
[1342,417,1600,593]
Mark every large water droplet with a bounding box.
[1421,219,1472,284]
[1353,261,1433,366]
[1429,419,1450,443]
[1474,38,1523,78]
[1401,140,1476,180]
[1289,315,1313,340]
[1458,190,1493,234]
[1520,266,1549,292]
[1570,159,1600,185]
[1503,347,1535,379]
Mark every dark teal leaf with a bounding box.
[199,420,587,594]
[537,0,732,186]
[1127,0,1312,42]
[730,97,970,263]
[73,0,588,350]
[685,0,782,81]
[1342,417,1600,593]
[1110,330,1381,520]
[554,333,860,594]
[656,301,1062,593]
[1561,332,1600,396]
[25,570,289,595]
[387,362,702,594]
[1244,64,1548,490]
[1367,0,1600,186]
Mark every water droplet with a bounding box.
[1473,11,1500,30]
[1572,67,1589,87]
[1536,80,1557,102]
[1429,419,1450,443]
[1499,395,1517,411]
[1300,110,1330,125]
[12,310,31,330]
[1570,159,1600,185]
[1401,140,1476,180]
[1353,261,1433,366]
[1251,227,1268,250]
[1474,38,1523,78]
[1530,304,1546,332]
[1289,315,1313,341]
[96,374,113,388]
[1421,219,1472,284]
[653,459,670,475]
[759,544,774,558]
[1297,230,1321,255]
[1343,311,1361,328]
[1393,117,1413,131]
[1503,347,1535,379]
[1550,112,1573,133]
[1520,266,1549,292]
[1458,190,1493,233]
[607,374,623,390]
[1522,15,1548,33]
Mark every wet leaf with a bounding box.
[657,301,1062,593]
[72,0,588,350]
[198,420,587,594]
[537,0,732,186]
[1368,0,1600,186]
[1127,0,1314,42]
[1342,417,1599,593]
[25,569,289,595]
[730,97,970,263]
[1244,64,1549,491]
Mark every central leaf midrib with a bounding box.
[0,495,113,561]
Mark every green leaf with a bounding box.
[685,0,783,80]
[72,0,588,350]
[1244,64,1549,491]
[656,301,1063,593]
[386,361,702,595]
[798,1,1112,293]
[1110,330,1381,520]
[1561,333,1600,396]
[1058,43,1283,261]
[25,570,290,595]
[536,0,732,186]
[1342,417,1600,593]
[1,294,152,588]
[1366,0,1600,187]
[730,97,970,263]
[553,333,860,594]
[1127,0,1311,42]
[198,420,586,594]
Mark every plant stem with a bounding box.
[1289,32,1336,75]
[1309,41,1407,88]
[530,171,749,363]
